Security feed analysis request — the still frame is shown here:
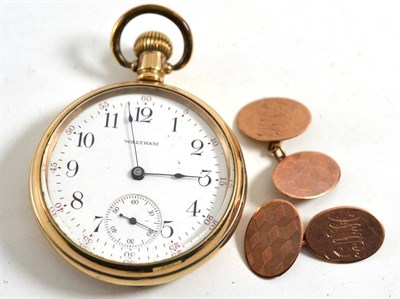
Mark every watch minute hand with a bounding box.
[127,102,140,167]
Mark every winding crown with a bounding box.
[134,31,173,59]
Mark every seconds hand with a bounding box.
[119,213,155,231]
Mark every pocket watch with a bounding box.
[30,5,247,286]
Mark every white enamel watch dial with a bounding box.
[38,85,239,265]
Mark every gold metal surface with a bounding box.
[272,151,340,199]
[110,4,193,72]
[304,206,385,263]
[30,82,247,286]
[237,98,312,142]
[268,142,287,162]
[133,31,173,82]
[245,199,303,278]
[244,202,385,277]
[135,50,169,82]
[134,31,173,58]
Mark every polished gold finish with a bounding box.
[272,151,340,200]
[244,202,385,277]
[237,98,312,142]
[268,142,286,162]
[134,31,173,59]
[245,199,303,278]
[110,4,193,72]
[135,50,169,83]
[305,206,385,263]
[30,82,247,286]
[238,97,340,199]
[133,31,173,83]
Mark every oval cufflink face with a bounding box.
[272,151,341,199]
[305,206,385,263]
[244,199,303,278]
[237,98,312,142]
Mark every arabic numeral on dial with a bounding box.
[105,112,118,128]
[169,242,182,256]
[219,177,233,188]
[161,221,174,238]
[93,216,104,233]
[204,214,218,230]
[172,117,178,132]
[77,132,95,148]
[71,191,83,210]
[211,137,219,146]
[98,101,109,109]
[191,139,204,156]
[49,162,58,173]
[124,251,135,259]
[66,160,79,177]
[65,125,75,135]
[146,229,155,236]
[81,235,93,248]
[198,170,212,187]
[49,202,65,216]
[127,238,135,244]
[124,251,136,263]
[141,95,152,102]
[135,107,152,122]
[186,200,201,216]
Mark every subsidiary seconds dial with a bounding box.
[105,194,162,249]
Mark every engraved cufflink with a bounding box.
[244,199,384,278]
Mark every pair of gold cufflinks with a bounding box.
[237,98,384,278]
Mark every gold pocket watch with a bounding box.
[30,5,246,286]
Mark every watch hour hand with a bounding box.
[145,172,201,179]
